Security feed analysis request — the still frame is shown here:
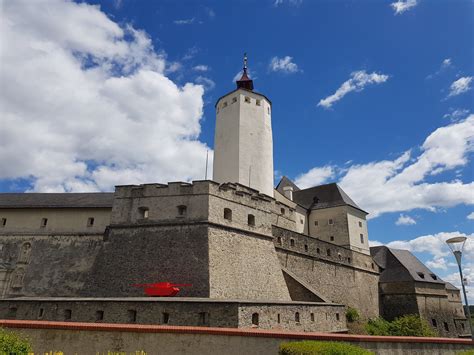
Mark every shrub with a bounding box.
[346,307,360,323]
[279,341,373,355]
[0,328,32,355]
[365,315,437,337]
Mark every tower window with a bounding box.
[256,99,261,106]
[326,249,331,257]
[252,313,259,326]
[224,208,232,221]
[347,257,351,263]
[267,107,270,114]
[328,219,333,225]
[244,96,251,103]
[336,313,340,321]
[311,313,315,322]
[277,237,282,245]
[128,310,137,323]
[280,208,285,215]
[1,218,6,227]
[162,312,170,324]
[295,312,300,323]
[87,217,95,227]
[316,248,320,254]
[177,205,187,216]
[300,219,303,224]
[277,313,281,323]
[290,238,295,247]
[371,263,375,270]
[443,322,449,331]
[330,236,334,242]
[40,218,48,227]
[139,207,149,219]
[96,310,104,322]
[222,101,227,108]
[247,214,255,226]
[304,244,308,252]
[359,221,363,227]
[232,97,237,103]
[360,234,364,243]
[314,220,318,226]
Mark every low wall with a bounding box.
[1,320,473,355]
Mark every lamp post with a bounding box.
[446,236,472,340]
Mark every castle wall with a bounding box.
[0,208,111,235]
[272,226,379,319]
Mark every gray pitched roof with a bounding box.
[371,246,445,285]
[0,193,114,209]
[275,176,301,195]
[445,281,460,291]
[292,183,366,213]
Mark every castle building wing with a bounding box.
[0,193,114,209]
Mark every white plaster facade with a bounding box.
[213,89,274,197]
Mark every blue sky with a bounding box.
[1,0,473,299]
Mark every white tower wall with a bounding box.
[213,89,274,196]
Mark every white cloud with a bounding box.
[442,58,452,68]
[396,214,417,226]
[173,18,196,25]
[269,56,300,74]
[194,76,215,91]
[447,76,473,98]
[427,58,454,79]
[391,0,418,15]
[193,65,209,72]
[274,0,303,7]
[468,212,474,220]
[0,0,212,192]
[295,166,335,189]
[443,108,470,122]
[295,115,474,218]
[318,70,389,109]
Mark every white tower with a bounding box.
[213,55,274,196]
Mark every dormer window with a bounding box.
[417,272,425,279]
[430,274,438,280]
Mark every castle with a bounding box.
[0,57,470,338]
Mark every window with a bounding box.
[11,269,25,288]
[38,308,44,319]
[336,313,340,321]
[224,208,232,221]
[338,253,342,260]
[295,312,300,323]
[19,242,31,263]
[326,249,331,257]
[310,313,315,322]
[162,312,170,324]
[87,217,94,227]
[244,96,251,103]
[199,312,209,325]
[280,208,285,215]
[328,219,333,225]
[316,248,320,254]
[461,323,465,331]
[256,99,261,106]
[139,207,149,219]
[277,313,281,323]
[64,309,72,320]
[96,310,104,321]
[1,218,6,227]
[314,220,318,226]
[304,244,308,252]
[300,219,303,224]
[417,272,425,279]
[8,307,17,319]
[430,274,438,280]
[443,322,449,331]
[248,214,255,226]
[40,218,48,227]
[359,221,362,227]
[252,313,259,326]
[177,205,187,217]
[330,236,334,242]
[347,257,351,264]
[267,107,270,114]
[222,101,227,108]
[232,97,237,103]
[371,263,375,270]
[128,310,137,323]
[432,319,438,328]
[360,234,364,243]
[277,237,282,245]
[290,239,295,247]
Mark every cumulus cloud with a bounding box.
[318,70,389,109]
[443,108,470,122]
[194,76,216,91]
[391,0,418,15]
[427,58,454,79]
[447,76,473,98]
[468,212,474,220]
[0,0,212,192]
[396,214,416,226]
[295,115,474,218]
[269,56,300,74]
[295,166,334,189]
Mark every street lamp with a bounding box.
[446,236,472,340]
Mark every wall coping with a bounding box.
[1,320,472,345]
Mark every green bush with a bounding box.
[457,351,474,355]
[365,315,437,337]
[0,328,32,354]
[346,307,360,323]
[279,341,373,355]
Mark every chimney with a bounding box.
[283,186,293,201]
